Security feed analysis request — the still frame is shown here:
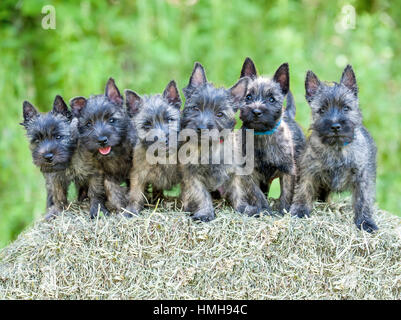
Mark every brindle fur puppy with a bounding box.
[70,78,137,212]
[239,57,306,213]
[180,62,268,222]
[22,96,108,220]
[290,65,378,232]
[124,81,182,216]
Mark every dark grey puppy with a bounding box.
[70,78,137,212]
[239,57,306,213]
[180,62,267,222]
[290,65,378,232]
[21,95,108,220]
[124,80,182,216]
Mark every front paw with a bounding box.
[123,205,140,218]
[44,206,61,221]
[236,204,261,217]
[355,217,378,233]
[191,209,215,222]
[290,204,310,218]
[273,201,290,216]
[89,203,110,219]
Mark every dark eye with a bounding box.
[318,106,326,114]
[343,106,350,112]
[167,117,175,123]
[56,135,62,140]
[268,96,275,103]
[246,94,252,102]
[143,121,152,129]
[216,112,224,118]
[34,139,40,144]
[109,118,115,123]
[86,121,92,127]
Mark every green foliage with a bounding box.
[0,0,400,247]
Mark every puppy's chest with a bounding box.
[147,163,180,189]
[320,168,356,191]
[317,152,358,191]
[197,164,231,191]
[68,151,97,181]
[196,145,233,190]
[99,152,132,179]
[254,136,292,175]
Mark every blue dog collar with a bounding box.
[253,119,282,136]
[343,133,355,146]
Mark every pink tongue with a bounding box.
[99,146,111,155]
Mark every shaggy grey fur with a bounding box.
[22,96,108,220]
[239,58,306,213]
[70,78,137,213]
[124,80,182,216]
[290,65,378,232]
[179,62,268,222]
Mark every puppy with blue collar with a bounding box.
[239,58,306,214]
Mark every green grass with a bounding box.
[0,0,400,247]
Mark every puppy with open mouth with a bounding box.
[70,78,137,213]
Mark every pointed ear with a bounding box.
[163,80,181,109]
[105,77,123,105]
[52,95,71,118]
[125,89,142,117]
[240,57,257,78]
[273,63,289,95]
[340,64,358,96]
[230,77,249,105]
[305,70,321,103]
[188,62,207,88]
[22,100,39,125]
[69,96,87,117]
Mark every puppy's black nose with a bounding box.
[331,123,341,132]
[98,136,108,146]
[43,153,54,163]
[252,109,262,117]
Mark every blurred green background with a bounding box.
[0,0,400,247]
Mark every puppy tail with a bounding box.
[285,90,296,119]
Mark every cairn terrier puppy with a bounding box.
[70,78,137,211]
[22,95,108,220]
[124,80,182,216]
[239,57,306,213]
[290,65,378,232]
[180,62,268,221]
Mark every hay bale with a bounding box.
[1,198,401,299]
